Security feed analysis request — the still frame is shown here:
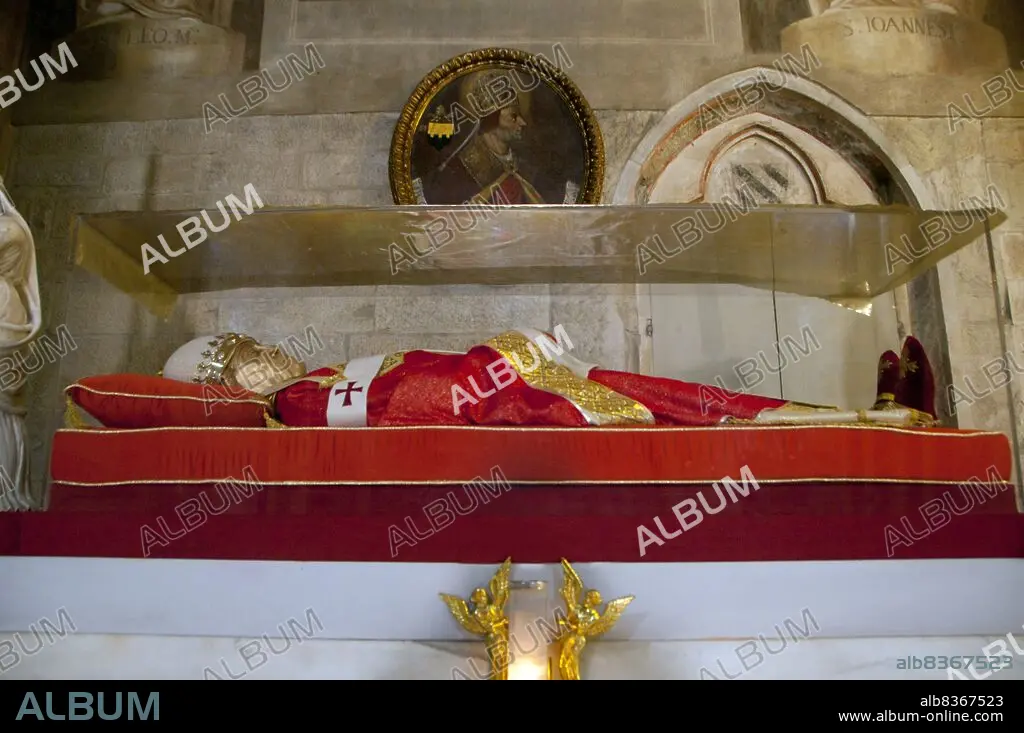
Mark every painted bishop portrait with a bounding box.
[415,69,585,206]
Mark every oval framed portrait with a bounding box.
[389,47,604,206]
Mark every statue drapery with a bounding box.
[76,0,219,28]
[0,176,42,511]
[807,0,988,18]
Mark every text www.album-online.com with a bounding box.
[838,695,1005,723]
[837,711,1004,723]
[839,708,999,720]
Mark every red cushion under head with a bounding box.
[66,374,269,429]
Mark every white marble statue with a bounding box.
[0,178,42,511]
[807,0,987,18]
[77,0,215,28]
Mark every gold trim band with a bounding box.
[53,424,1007,437]
[51,477,1016,488]
[483,331,654,425]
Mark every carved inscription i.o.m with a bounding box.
[122,25,198,46]
[60,17,243,80]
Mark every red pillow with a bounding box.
[65,374,270,429]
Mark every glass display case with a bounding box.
[74,203,998,307]
[72,202,1021,498]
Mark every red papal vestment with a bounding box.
[273,329,792,428]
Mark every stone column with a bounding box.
[59,0,243,81]
[0,0,28,176]
[783,0,1008,75]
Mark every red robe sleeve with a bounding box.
[586,368,787,426]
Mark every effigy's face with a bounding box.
[224,340,307,395]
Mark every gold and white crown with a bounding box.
[162,333,256,385]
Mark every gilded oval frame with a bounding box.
[389,47,604,205]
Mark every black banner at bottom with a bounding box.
[0,682,1017,724]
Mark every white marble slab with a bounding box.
[1,557,1022,641]
[2,635,1023,681]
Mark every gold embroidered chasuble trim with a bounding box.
[315,364,348,390]
[483,331,654,426]
[377,351,407,377]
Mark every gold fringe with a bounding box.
[868,398,937,427]
[316,365,348,390]
[264,410,287,429]
[64,395,91,430]
[907,410,940,428]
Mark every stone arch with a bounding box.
[697,123,828,205]
[615,67,960,424]
[614,66,935,208]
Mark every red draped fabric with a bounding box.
[274,347,789,428]
[3,513,1023,564]
[1,424,1016,563]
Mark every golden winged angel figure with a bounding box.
[557,558,634,681]
[440,557,512,680]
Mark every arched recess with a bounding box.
[698,124,827,204]
[613,67,961,422]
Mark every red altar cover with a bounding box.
[1,424,1021,563]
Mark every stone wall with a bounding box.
[981,119,1024,477]
[258,0,745,111]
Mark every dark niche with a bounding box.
[740,0,811,54]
